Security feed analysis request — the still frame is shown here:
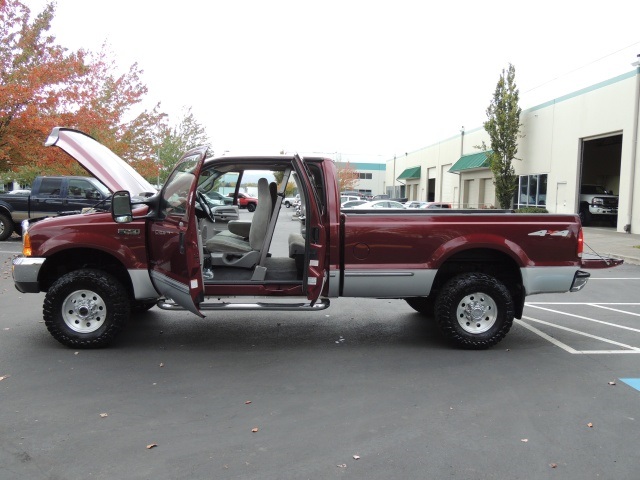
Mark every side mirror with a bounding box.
[111,190,133,223]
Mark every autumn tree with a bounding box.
[0,0,166,185]
[481,64,522,209]
[156,107,211,184]
[337,161,359,193]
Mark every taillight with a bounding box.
[22,231,32,257]
[577,228,583,258]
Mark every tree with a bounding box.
[336,161,359,193]
[481,64,522,209]
[156,107,210,184]
[0,0,166,184]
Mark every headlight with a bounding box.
[592,198,604,205]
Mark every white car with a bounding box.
[341,200,367,209]
[352,200,406,209]
[284,194,300,208]
[340,195,361,205]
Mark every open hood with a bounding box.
[45,127,156,196]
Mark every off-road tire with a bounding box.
[284,201,291,208]
[0,212,14,241]
[435,273,514,349]
[43,269,130,348]
[247,203,256,212]
[405,296,436,317]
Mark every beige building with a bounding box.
[386,64,640,233]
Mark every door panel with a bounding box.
[148,148,207,316]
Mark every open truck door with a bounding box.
[293,154,328,304]
[148,147,208,316]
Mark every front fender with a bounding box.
[36,230,147,270]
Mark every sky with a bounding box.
[24,0,640,162]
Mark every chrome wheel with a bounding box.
[62,289,106,333]
[456,291,498,334]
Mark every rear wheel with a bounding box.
[0,213,14,241]
[247,203,256,212]
[435,273,514,349]
[43,269,130,348]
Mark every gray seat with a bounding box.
[205,178,273,268]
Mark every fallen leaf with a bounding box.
[587,422,593,428]
[146,443,157,449]
[159,363,164,367]
[99,413,108,418]
[608,381,616,386]
[74,352,79,355]
[0,375,10,382]
[245,401,252,405]
[337,464,347,468]
[353,455,360,460]
[550,463,558,468]
[521,439,528,443]
[251,427,259,433]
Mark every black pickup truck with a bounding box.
[0,176,110,240]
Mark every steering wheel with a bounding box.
[196,191,216,223]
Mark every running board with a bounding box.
[157,298,330,312]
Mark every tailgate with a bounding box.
[581,253,624,269]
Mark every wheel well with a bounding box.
[39,248,134,297]
[431,248,525,318]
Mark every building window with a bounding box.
[516,174,547,208]
[357,172,372,180]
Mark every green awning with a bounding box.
[397,166,421,180]
[449,151,492,173]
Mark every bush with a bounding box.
[515,207,548,213]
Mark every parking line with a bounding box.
[589,304,640,317]
[527,302,640,305]
[526,305,640,333]
[588,278,640,280]
[518,317,640,354]
[515,319,578,353]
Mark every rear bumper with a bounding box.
[570,270,590,292]
[12,256,45,293]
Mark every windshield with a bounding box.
[582,185,610,195]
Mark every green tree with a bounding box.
[481,64,522,209]
[156,107,210,184]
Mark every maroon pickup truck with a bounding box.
[13,128,621,350]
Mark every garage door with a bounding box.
[482,178,495,208]
[440,164,456,203]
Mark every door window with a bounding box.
[38,178,63,197]
[161,155,200,218]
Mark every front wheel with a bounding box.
[0,212,14,241]
[435,273,514,349]
[579,206,592,225]
[43,269,130,348]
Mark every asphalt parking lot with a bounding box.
[1,211,639,479]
